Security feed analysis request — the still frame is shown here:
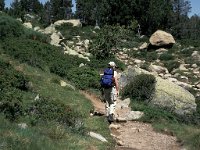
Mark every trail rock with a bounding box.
[89,132,107,142]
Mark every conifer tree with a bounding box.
[0,0,5,11]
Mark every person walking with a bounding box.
[101,61,119,123]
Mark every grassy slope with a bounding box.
[0,55,115,150]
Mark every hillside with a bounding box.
[0,12,200,150]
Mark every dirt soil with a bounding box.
[81,91,182,150]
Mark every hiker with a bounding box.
[101,61,119,123]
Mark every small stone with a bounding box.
[18,123,28,129]
[117,140,124,146]
[109,124,120,130]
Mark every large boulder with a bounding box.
[44,24,56,34]
[119,67,196,115]
[54,19,82,27]
[149,30,175,47]
[23,22,32,29]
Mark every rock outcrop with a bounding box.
[54,19,82,27]
[149,30,175,47]
[119,67,197,115]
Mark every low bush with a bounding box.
[2,38,87,74]
[88,57,126,71]
[0,59,29,121]
[159,53,174,61]
[66,67,100,90]
[122,74,156,101]
[130,101,178,123]
[56,24,96,40]
[163,60,180,73]
[179,47,194,57]
[23,28,49,43]
[0,88,24,121]
[145,51,158,61]
[27,97,83,127]
[89,25,131,59]
[0,14,24,39]
[140,62,150,70]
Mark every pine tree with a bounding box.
[0,0,5,11]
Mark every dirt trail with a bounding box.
[81,91,182,150]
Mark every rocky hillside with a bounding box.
[28,19,199,113]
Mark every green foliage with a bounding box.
[0,59,29,121]
[140,62,150,70]
[159,53,175,61]
[128,18,139,31]
[56,24,97,41]
[146,51,158,61]
[88,57,126,71]
[163,60,180,72]
[186,132,200,150]
[179,47,194,57]
[131,101,178,123]
[0,88,24,121]
[28,98,84,129]
[2,38,87,74]
[89,25,131,59]
[66,67,100,90]
[23,28,49,43]
[0,0,5,11]
[179,39,200,47]
[122,74,156,101]
[0,14,24,39]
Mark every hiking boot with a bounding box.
[107,114,114,123]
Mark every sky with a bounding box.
[4,0,200,16]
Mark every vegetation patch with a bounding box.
[122,74,156,101]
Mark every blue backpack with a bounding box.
[100,68,114,88]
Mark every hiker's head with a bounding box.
[108,61,116,68]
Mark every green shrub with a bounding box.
[128,50,147,60]
[130,101,178,123]
[23,28,49,43]
[0,59,29,121]
[89,25,131,59]
[0,88,24,121]
[179,47,194,57]
[56,24,97,40]
[0,59,29,91]
[159,53,174,61]
[39,122,67,139]
[0,14,24,39]
[28,97,84,130]
[122,74,156,101]
[66,67,100,90]
[88,57,126,71]
[140,62,150,70]
[146,51,158,61]
[2,38,87,74]
[187,132,200,150]
[163,60,180,72]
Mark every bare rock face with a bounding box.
[149,30,175,46]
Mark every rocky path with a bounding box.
[81,91,182,150]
